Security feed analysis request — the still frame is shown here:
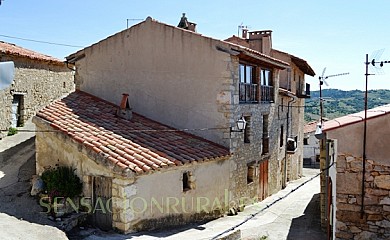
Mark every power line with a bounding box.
[0,34,83,48]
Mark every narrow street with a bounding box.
[0,123,68,240]
[70,168,326,240]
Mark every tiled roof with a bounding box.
[304,121,318,134]
[305,104,390,133]
[36,91,230,175]
[272,49,315,76]
[323,104,390,132]
[0,41,64,64]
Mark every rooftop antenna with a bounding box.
[317,68,349,125]
[361,49,390,218]
[238,23,250,37]
[127,18,143,29]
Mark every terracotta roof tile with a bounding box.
[0,41,65,64]
[36,90,230,175]
[304,104,390,133]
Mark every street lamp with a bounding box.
[230,116,247,132]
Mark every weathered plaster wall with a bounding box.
[0,55,74,137]
[34,117,119,200]
[74,18,231,147]
[34,117,230,233]
[326,115,390,166]
[303,133,320,165]
[325,115,390,239]
[112,159,230,232]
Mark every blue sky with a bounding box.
[1,0,390,91]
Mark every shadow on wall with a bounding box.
[286,193,327,240]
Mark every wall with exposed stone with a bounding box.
[34,116,230,233]
[335,154,390,240]
[0,55,74,138]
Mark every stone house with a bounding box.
[33,91,231,232]
[303,121,321,166]
[320,104,390,240]
[34,16,314,232]
[0,41,74,138]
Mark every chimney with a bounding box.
[242,28,248,39]
[248,30,272,56]
[116,93,132,120]
[177,13,196,32]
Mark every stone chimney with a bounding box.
[116,93,132,120]
[248,30,272,56]
[242,28,248,39]
[177,13,197,32]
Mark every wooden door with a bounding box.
[93,176,112,231]
[258,159,269,200]
[11,95,21,128]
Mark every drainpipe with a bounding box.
[283,93,297,188]
[325,139,330,229]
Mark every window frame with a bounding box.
[239,63,258,103]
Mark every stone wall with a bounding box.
[34,116,231,233]
[335,154,390,240]
[0,55,74,137]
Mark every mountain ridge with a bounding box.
[304,89,390,122]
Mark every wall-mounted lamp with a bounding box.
[230,116,247,132]
[314,122,324,139]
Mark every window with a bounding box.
[260,69,274,102]
[303,137,309,145]
[247,165,255,184]
[280,125,284,147]
[244,116,251,143]
[262,115,269,155]
[183,171,195,191]
[239,63,258,103]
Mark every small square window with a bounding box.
[247,165,255,184]
[183,171,195,191]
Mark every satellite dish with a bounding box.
[0,61,15,90]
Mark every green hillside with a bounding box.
[304,89,390,122]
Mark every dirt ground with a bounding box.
[0,138,69,239]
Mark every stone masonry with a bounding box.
[335,154,390,240]
[0,54,74,138]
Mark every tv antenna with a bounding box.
[361,49,390,218]
[238,23,249,36]
[127,18,143,29]
[317,68,349,124]
[369,48,390,75]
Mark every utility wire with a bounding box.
[0,34,83,48]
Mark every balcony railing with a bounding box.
[239,83,258,103]
[297,83,311,98]
[261,85,274,102]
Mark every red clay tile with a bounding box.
[36,91,230,175]
[92,146,102,154]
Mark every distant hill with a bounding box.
[304,89,390,122]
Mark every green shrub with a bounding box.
[7,127,18,136]
[41,166,83,199]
